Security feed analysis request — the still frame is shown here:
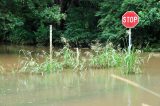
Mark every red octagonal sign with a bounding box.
[122,11,139,28]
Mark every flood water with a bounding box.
[0,45,160,106]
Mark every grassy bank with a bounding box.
[0,42,143,74]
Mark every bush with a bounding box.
[97,0,160,46]
[3,42,143,74]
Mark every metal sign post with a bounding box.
[128,28,132,54]
[122,11,139,54]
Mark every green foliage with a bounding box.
[97,0,160,46]
[0,42,142,74]
[34,24,48,45]
[9,28,31,44]
[41,58,63,73]
[90,43,122,68]
[122,50,143,74]
[96,0,124,42]
[39,5,65,23]
[0,12,24,42]
[89,42,143,74]
[63,0,99,46]
[59,46,76,68]
[0,0,63,45]
[0,0,159,47]
[0,64,4,73]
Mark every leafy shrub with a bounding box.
[97,0,160,46]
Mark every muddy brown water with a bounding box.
[0,45,160,106]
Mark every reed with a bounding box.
[90,43,122,68]
[0,40,143,74]
[0,65,4,73]
[122,50,143,74]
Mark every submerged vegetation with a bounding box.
[0,0,158,74]
[0,40,143,74]
[122,50,143,74]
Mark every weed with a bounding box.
[90,43,122,68]
[0,40,143,74]
[122,50,143,74]
[0,65,4,73]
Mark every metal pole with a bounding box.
[128,28,132,54]
[50,25,53,71]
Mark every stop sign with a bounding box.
[122,11,139,28]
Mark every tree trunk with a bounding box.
[54,0,80,29]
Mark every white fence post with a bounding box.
[50,25,53,72]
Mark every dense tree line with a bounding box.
[0,0,159,48]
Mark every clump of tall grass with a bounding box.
[41,58,63,73]
[14,38,85,74]
[0,38,143,74]
[58,45,76,68]
[90,42,122,68]
[0,65,5,73]
[122,50,143,74]
[16,50,64,74]
[58,37,86,71]
[89,42,143,74]
[16,50,44,73]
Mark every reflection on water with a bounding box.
[0,45,160,106]
[0,45,47,71]
[0,71,160,106]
